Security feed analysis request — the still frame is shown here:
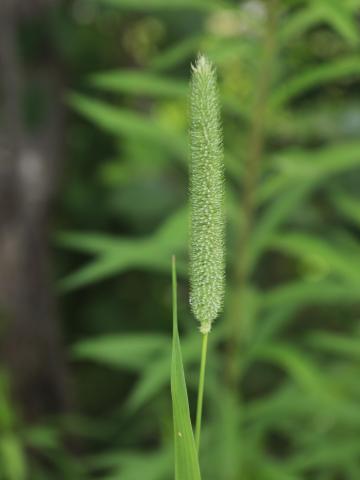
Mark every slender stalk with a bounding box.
[172,255,178,332]
[195,331,208,452]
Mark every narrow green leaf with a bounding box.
[281,1,360,45]
[250,183,312,267]
[57,255,134,292]
[86,449,171,480]
[89,70,187,97]
[288,439,360,472]
[151,36,202,71]
[259,141,360,205]
[72,334,169,371]
[280,6,323,40]
[94,0,220,11]
[270,56,360,109]
[262,280,360,310]
[268,232,360,283]
[171,256,201,480]
[332,191,360,226]
[307,332,360,358]
[55,231,124,254]
[258,462,302,480]
[68,93,186,158]
[56,208,188,291]
[0,435,26,480]
[316,0,360,46]
[256,344,339,404]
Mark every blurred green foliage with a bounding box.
[2,0,360,478]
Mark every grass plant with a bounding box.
[171,54,225,478]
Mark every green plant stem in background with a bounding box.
[226,0,279,388]
[195,331,208,452]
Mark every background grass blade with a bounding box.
[171,256,201,480]
[88,70,187,98]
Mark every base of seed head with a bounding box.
[199,322,211,335]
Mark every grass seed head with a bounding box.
[189,54,225,334]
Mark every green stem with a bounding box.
[172,255,178,332]
[226,0,279,389]
[195,331,209,452]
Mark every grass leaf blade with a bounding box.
[171,256,201,480]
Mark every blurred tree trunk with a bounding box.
[0,0,68,421]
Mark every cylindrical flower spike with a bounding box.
[189,54,225,334]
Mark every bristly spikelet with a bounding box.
[189,54,225,334]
